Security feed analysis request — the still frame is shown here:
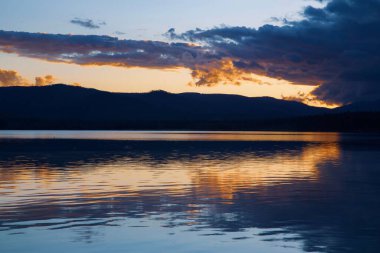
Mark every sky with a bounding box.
[0,0,317,38]
[0,0,379,107]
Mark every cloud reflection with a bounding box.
[1,137,380,252]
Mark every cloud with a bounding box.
[0,68,56,87]
[0,30,209,67]
[114,31,126,36]
[0,29,226,82]
[35,75,56,86]
[70,18,106,29]
[168,0,380,104]
[0,30,264,90]
[189,59,269,86]
[0,69,28,86]
[72,82,81,87]
[1,0,380,104]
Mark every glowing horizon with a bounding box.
[0,52,333,107]
[1,0,375,107]
[0,0,336,107]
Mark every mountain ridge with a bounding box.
[1,84,379,131]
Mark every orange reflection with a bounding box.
[0,131,341,142]
[189,143,340,200]
[0,141,340,209]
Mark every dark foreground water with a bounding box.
[1,131,380,253]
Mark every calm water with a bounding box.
[1,131,380,253]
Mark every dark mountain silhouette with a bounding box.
[0,84,379,131]
[335,99,380,113]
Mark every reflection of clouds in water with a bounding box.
[0,130,342,142]
[1,138,380,253]
[190,143,340,200]
[0,141,340,206]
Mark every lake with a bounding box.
[1,131,380,253]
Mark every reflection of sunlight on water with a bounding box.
[2,132,362,253]
[1,132,380,253]
[0,141,340,210]
[0,130,341,142]
[190,143,340,200]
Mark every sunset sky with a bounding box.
[1,0,379,107]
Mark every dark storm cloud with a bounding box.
[0,30,216,68]
[0,30,241,86]
[169,0,380,104]
[70,18,106,29]
[1,0,379,103]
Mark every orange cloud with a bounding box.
[190,59,271,87]
[282,91,341,108]
[0,68,29,86]
[0,68,57,87]
[191,59,248,86]
[35,75,56,86]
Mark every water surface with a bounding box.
[1,131,380,253]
